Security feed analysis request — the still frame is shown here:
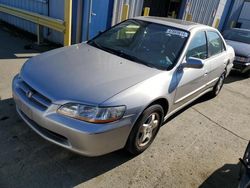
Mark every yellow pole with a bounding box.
[143,7,150,16]
[185,14,192,21]
[121,4,129,21]
[64,0,72,46]
[171,11,176,18]
[214,18,220,28]
[230,21,236,28]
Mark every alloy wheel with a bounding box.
[136,113,160,147]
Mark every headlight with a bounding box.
[57,103,126,123]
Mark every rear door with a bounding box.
[173,31,210,108]
[205,31,228,87]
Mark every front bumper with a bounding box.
[233,61,250,73]
[12,75,133,156]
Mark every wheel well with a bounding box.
[147,98,169,117]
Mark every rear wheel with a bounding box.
[209,72,226,98]
[125,105,164,155]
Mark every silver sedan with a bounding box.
[12,17,235,156]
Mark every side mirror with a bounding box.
[183,57,204,69]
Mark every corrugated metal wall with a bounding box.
[0,0,48,34]
[0,0,64,44]
[182,0,220,26]
[112,0,144,25]
[47,0,64,44]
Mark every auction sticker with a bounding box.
[166,29,189,38]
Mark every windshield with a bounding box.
[88,19,189,70]
[223,29,250,44]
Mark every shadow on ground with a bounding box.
[0,98,133,188]
[199,163,241,188]
[224,71,249,84]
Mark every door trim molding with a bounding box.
[174,77,218,104]
[165,87,214,121]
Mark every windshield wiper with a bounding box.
[112,50,165,70]
[117,52,153,67]
[89,41,122,56]
[89,41,106,51]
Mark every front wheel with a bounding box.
[209,72,226,98]
[125,105,164,155]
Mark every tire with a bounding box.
[125,104,164,155]
[209,71,226,98]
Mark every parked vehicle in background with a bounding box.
[12,17,235,157]
[239,141,250,188]
[223,28,250,77]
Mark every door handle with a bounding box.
[91,12,96,16]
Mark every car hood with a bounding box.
[225,40,250,57]
[20,43,161,105]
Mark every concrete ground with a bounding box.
[0,25,250,188]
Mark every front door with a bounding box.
[173,31,210,109]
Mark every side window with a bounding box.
[207,31,224,57]
[186,31,207,60]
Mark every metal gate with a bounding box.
[183,0,220,26]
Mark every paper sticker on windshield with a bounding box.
[166,29,189,38]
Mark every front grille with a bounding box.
[18,80,52,110]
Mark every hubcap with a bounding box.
[215,74,225,95]
[136,113,160,147]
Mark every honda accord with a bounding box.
[12,17,235,156]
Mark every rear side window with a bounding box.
[186,31,207,60]
[207,31,224,57]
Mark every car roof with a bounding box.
[134,16,210,31]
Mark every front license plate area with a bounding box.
[16,100,33,120]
